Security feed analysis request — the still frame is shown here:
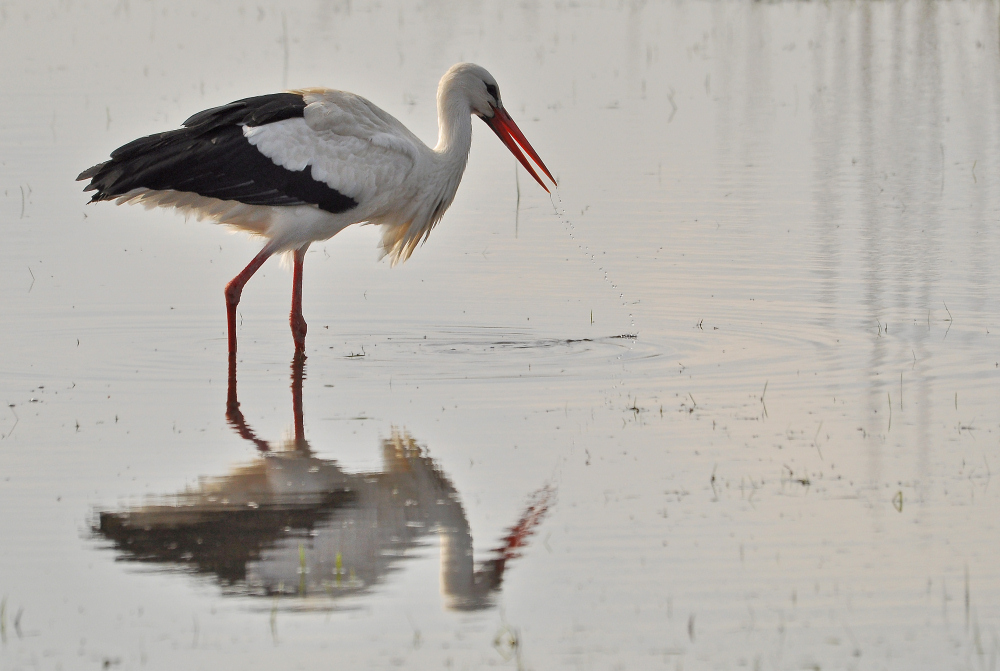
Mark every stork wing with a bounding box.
[78,93,360,214]
[243,90,422,207]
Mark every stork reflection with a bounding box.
[96,356,552,610]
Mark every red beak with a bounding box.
[483,105,556,193]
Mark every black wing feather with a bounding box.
[181,92,307,128]
[77,93,358,214]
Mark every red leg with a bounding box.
[224,246,274,356]
[290,245,309,355]
[290,353,307,449]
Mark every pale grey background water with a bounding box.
[2,1,999,669]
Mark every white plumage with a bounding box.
[79,63,556,356]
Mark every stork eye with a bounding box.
[485,83,499,104]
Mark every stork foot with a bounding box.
[291,312,307,356]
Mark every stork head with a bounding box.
[439,63,556,192]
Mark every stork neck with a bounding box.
[433,94,474,163]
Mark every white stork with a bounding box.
[78,63,556,357]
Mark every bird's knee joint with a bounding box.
[225,285,242,306]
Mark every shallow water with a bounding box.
[2,1,1000,669]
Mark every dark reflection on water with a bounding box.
[95,357,553,611]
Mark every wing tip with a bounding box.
[77,162,107,183]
